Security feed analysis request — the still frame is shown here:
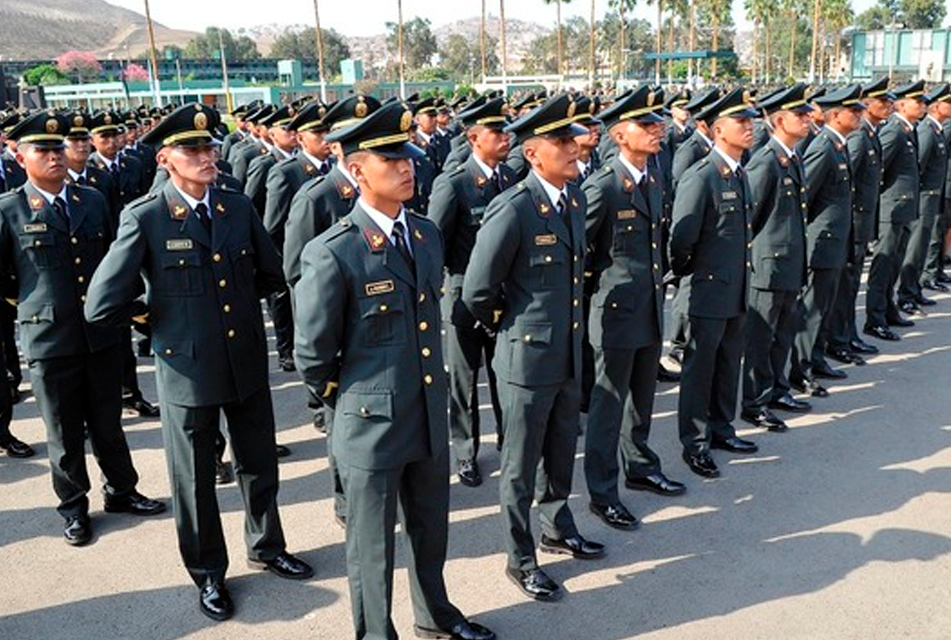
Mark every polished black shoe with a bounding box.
[539,534,606,559]
[921,278,949,292]
[849,338,879,355]
[136,339,152,357]
[457,459,482,487]
[656,363,680,383]
[937,271,951,284]
[10,386,22,404]
[711,436,759,454]
[768,393,812,414]
[415,620,496,640]
[104,490,166,516]
[887,314,915,327]
[812,361,847,380]
[790,377,829,398]
[63,514,92,546]
[625,472,686,496]
[682,450,719,478]
[313,410,327,433]
[589,502,638,530]
[0,435,35,458]
[199,580,234,621]
[899,300,926,316]
[864,324,901,341]
[278,356,296,372]
[248,551,314,580]
[505,567,563,602]
[826,347,865,366]
[915,293,937,306]
[741,408,788,432]
[123,397,160,418]
[215,460,235,485]
[275,444,292,458]
[668,348,683,365]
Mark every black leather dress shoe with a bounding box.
[215,460,235,485]
[10,387,22,404]
[505,567,563,601]
[899,300,926,316]
[864,324,901,341]
[589,502,638,530]
[275,444,292,458]
[887,314,915,327]
[123,397,160,418]
[741,408,788,432]
[826,347,866,366]
[104,490,166,516]
[915,293,937,306]
[278,357,296,372]
[849,338,879,355]
[457,459,482,487]
[63,514,92,546]
[625,472,686,496]
[414,620,496,640]
[136,339,152,357]
[313,411,327,433]
[937,272,951,284]
[768,393,811,413]
[711,436,759,453]
[921,279,949,292]
[656,363,680,383]
[199,580,234,621]
[247,551,314,580]
[682,450,719,478]
[0,435,35,458]
[539,534,606,559]
[790,377,829,398]
[812,361,847,380]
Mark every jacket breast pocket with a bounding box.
[612,217,644,255]
[159,252,205,297]
[509,321,552,375]
[467,205,487,226]
[339,389,393,423]
[19,233,62,269]
[231,243,255,287]
[528,249,566,289]
[716,202,743,236]
[359,293,408,345]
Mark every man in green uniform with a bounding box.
[669,88,760,479]
[428,97,514,488]
[583,86,686,532]
[0,110,164,543]
[294,100,495,640]
[464,94,605,603]
[741,83,813,432]
[85,104,313,622]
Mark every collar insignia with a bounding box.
[172,204,188,219]
[29,197,43,210]
[215,202,225,213]
[476,175,487,187]
[364,228,386,252]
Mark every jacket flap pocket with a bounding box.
[154,340,195,358]
[510,321,553,344]
[340,390,393,420]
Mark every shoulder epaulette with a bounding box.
[449,165,465,176]
[322,216,354,242]
[126,192,158,210]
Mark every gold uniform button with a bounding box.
[573,321,580,330]
[651,242,657,249]
[178,259,186,266]
[223,304,231,313]
[31,315,38,322]
[380,304,388,312]
[746,261,752,268]
[70,237,78,245]
[419,321,429,331]
[653,263,659,270]
[626,225,633,231]
[611,302,618,309]
[421,347,431,357]
[33,240,41,247]
[165,348,173,355]
[80,295,86,302]
[77,275,84,283]
[227,329,236,338]
[523,334,532,342]
[240,249,247,255]
[424,374,434,385]
[419,292,426,303]
[574,256,579,262]
[747,242,753,249]
[219,279,227,288]
[359,406,370,417]
[544,255,552,263]
[213,253,222,262]
[573,298,579,307]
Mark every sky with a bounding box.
[107,0,887,38]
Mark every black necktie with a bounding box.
[637,173,651,212]
[392,220,414,269]
[195,202,211,236]
[52,197,70,230]
[490,169,502,195]
[76,174,87,186]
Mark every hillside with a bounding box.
[0,0,196,61]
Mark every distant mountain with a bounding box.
[0,0,197,61]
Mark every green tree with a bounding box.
[439,33,500,82]
[542,0,574,77]
[182,27,260,60]
[385,17,437,72]
[823,0,854,80]
[269,28,351,76]
[898,0,946,28]
[23,64,66,86]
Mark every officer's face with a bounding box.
[574,123,601,150]
[613,119,663,156]
[299,130,331,160]
[436,112,451,128]
[64,137,92,166]
[92,132,120,159]
[524,135,580,186]
[671,105,690,124]
[775,110,811,140]
[829,107,862,134]
[158,144,219,188]
[417,113,437,134]
[470,126,510,163]
[16,144,67,185]
[270,126,298,152]
[715,116,754,151]
[935,101,951,121]
[896,98,926,123]
[865,97,892,122]
[349,152,415,206]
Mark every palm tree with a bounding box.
[607,0,636,80]
[782,0,797,79]
[688,0,696,80]
[809,0,821,82]
[589,0,597,87]
[499,0,508,89]
[700,0,729,78]
[666,0,688,84]
[744,0,763,83]
[823,0,854,81]
[481,0,487,81]
[543,0,574,79]
[311,0,326,101]
[397,0,405,96]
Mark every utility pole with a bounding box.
[219,29,232,114]
[312,0,327,102]
[143,0,161,105]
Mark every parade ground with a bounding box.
[3,288,951,640]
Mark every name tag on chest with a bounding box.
[23,223,48,233]
[721,191,738,201]
[534,234,557,246]
[166,239,194,251]
[365,280,395,296]
[782,177,793,186]
[617,210,637,220]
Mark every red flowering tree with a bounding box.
[122,63,150,82]
[55,51,103,84]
